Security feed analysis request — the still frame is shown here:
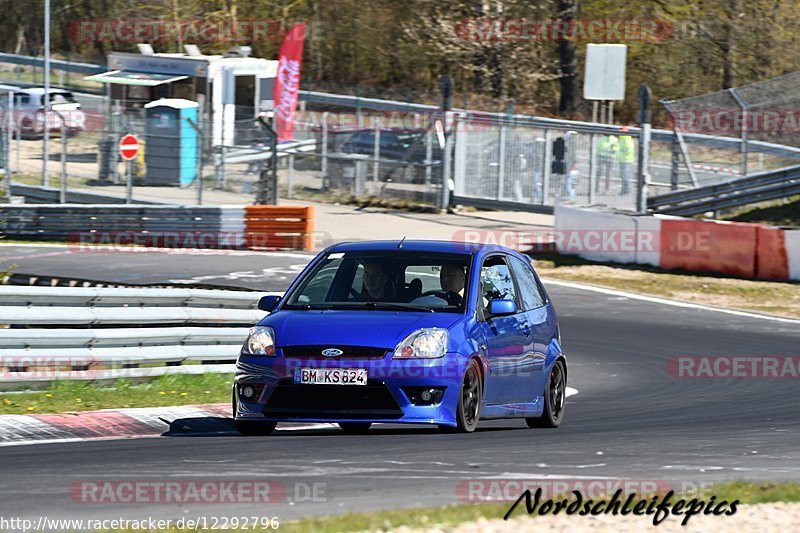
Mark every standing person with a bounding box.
[597,134,618,192]
[618,127,635,195]
[565,163,579,200]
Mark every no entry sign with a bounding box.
[119,134,140,161]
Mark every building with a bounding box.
[86,45,277,146]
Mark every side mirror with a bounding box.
[488,299,516,317]
[258,295,281,312]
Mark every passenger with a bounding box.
[361,261,393,301]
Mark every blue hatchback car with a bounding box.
[233,240,566,434]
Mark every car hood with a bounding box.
[261,310,464,349]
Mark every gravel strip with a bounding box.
[389,502,800,532]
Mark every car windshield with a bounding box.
[283,250,471,313]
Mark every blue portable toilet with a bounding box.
[144,99,199,186]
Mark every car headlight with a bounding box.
[241,326,276,356]
[393,328,448,359]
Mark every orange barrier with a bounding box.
[244,205,316,251]
[659,219,757,278]
[755,226,789,280]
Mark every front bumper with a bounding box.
[234,353,470,426]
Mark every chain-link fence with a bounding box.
[453,114,638,212]
[661,71,800,191]
[12,82,800,211]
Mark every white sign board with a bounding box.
[583,44,627,101]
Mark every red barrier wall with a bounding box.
[755,226,789,280]
[659,219,758,278]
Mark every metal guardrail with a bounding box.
[9,184,166,205]
[0,204,225,242]
[648,164,800,215]
[0,286,276,390]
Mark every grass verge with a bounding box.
[102,481,800,532]
[281,482,800,532]
[0,373,232,415]
[532,252,800,319]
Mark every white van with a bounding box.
[0,86,87,136]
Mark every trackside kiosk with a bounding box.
[87,47,278,147]
[144,99,199,186]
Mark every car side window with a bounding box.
[509,256,545,310]
[480,257,517,310]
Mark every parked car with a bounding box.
[339,129,442,183]
[233,240,567,435]
[0,86,87,137]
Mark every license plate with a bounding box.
[297,368,368,386]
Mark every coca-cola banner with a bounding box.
[274,23,307,142]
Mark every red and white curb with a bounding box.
[0,404,337,447]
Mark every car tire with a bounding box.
[338,422,372,434]
[526,360,566,428]
[442,359,482,433]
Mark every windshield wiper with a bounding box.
[362,302,434,312]
[284,303,335,310]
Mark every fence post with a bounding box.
[497,119,506,201]
[60,112,67,203]
[662,100,699,188]
[372,117,381,188]
[111,100,121,184]
[637,85,652,213]
[589,133,597,205]
[287,151,295,198]
[542,129,553,205]
[441,113,454,210]
[728,88,748,176]
[670,130,680,191]
[321,111,329,188]
[4,92,11,201]
[425,127,433,186]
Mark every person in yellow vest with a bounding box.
[618,127,635,195]
[597,134,618,192]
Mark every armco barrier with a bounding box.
[755,226,789,280]
[0,286,276,391]
[244,205,316,251]
[0,204,315,251]
[659,219,758,278]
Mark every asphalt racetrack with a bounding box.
[1,245,799,522]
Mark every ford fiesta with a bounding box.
[233,240,566,435]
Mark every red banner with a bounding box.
[274,23,306,142]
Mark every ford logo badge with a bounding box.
[321,348,343,357]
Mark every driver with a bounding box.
[440,263,466,297]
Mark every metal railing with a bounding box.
[647,164,800,216]
[0,286,275,390]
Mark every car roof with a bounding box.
[327,239,515,256]
[9,87,71,95]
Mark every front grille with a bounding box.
[264,382,403,419]
[280,345,389,359]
